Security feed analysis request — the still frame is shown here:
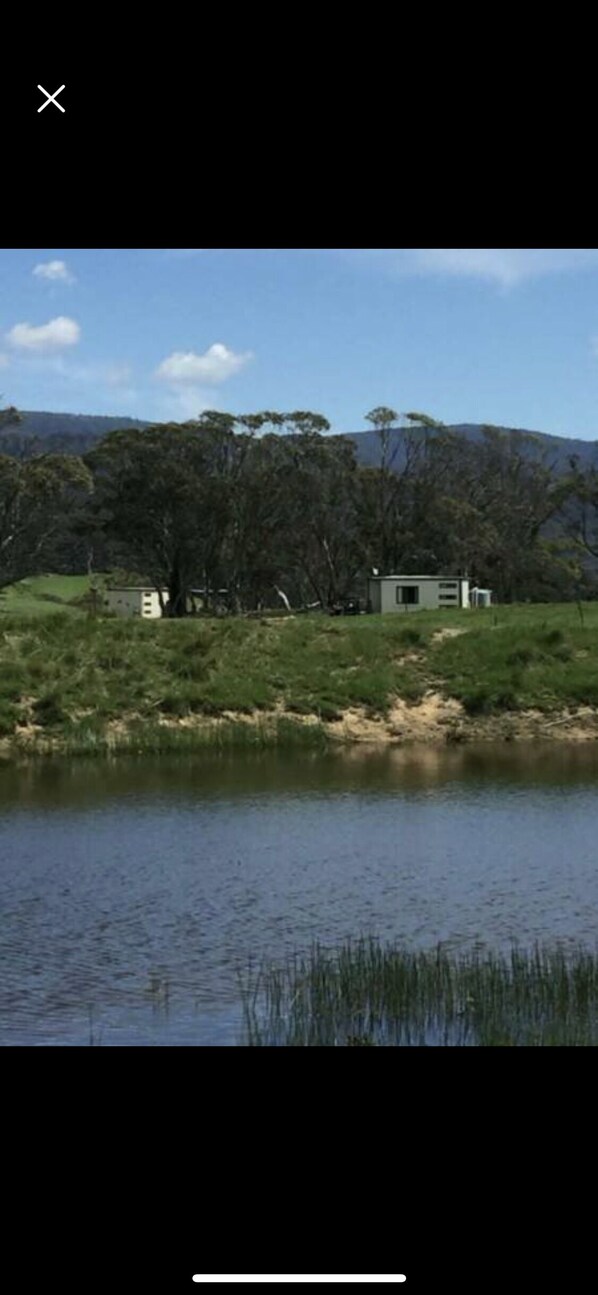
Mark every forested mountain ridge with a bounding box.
[11,411,150,438]
[2,411,598,474]
[345,423,598,474]
[0,411,150,456]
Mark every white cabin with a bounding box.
[367,575,470,613]
[103,587,168,619]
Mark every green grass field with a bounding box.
[0,574,91,617]
[1,585,598,754]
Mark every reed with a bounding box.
[54,714,329,758]
[240,938,598,1046]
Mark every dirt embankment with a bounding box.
[3,692,598,758]
[325,693,598,745]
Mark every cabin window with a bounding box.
[396,586,419,605]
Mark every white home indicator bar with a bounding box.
[192,1278,407,1284]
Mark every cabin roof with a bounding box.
[368,574,468,582]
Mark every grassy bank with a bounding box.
[2,596,598,757]
[240,938,598,1046]
[0,574,91,618]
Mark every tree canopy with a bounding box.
[1,401,594,611]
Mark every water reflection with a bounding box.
[3,741,598,809]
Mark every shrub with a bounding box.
[0,704,18,736]
[32,694,66,727]
[506,647,535,667]
[493,688,518,711]
[157,695,189,716]
[461,689,493,715]
[398,627,422,646]
[318,703,343,721]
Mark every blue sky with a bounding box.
[2,248,598,438]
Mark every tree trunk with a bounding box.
[168,562,188,617]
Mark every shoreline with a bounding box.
[4,602,598,762]
[3,691,598,762]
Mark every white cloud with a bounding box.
[348,248,598,289]
[33,259,76,284]
[6,316,81,352]
[156,342,253,385]
[408,248,598,287]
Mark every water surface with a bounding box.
[2,744,598,1045]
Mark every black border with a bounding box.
[10,1060,596,1290]
[2,61,591,1280]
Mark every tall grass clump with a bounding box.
[58,714,329,758]
[240,939,598,1046]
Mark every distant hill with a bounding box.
[0,410,150,457]
[2,411,598,475]
[345,423,598,474]
[13,411,150,438]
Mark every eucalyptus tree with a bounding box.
[0,404,21,432]
[0,451,92,589]
[361,407,446,573]
[85,420,235,616]
[556,457,598,560]
[236,410,331,437]
[274,432,362,607]
[413,426,565,597]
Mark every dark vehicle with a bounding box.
[329,597,361,616]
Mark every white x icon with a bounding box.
[37,84,65,113]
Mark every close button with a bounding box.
[37,85,65,113]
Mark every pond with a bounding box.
[2,744,598,1045]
